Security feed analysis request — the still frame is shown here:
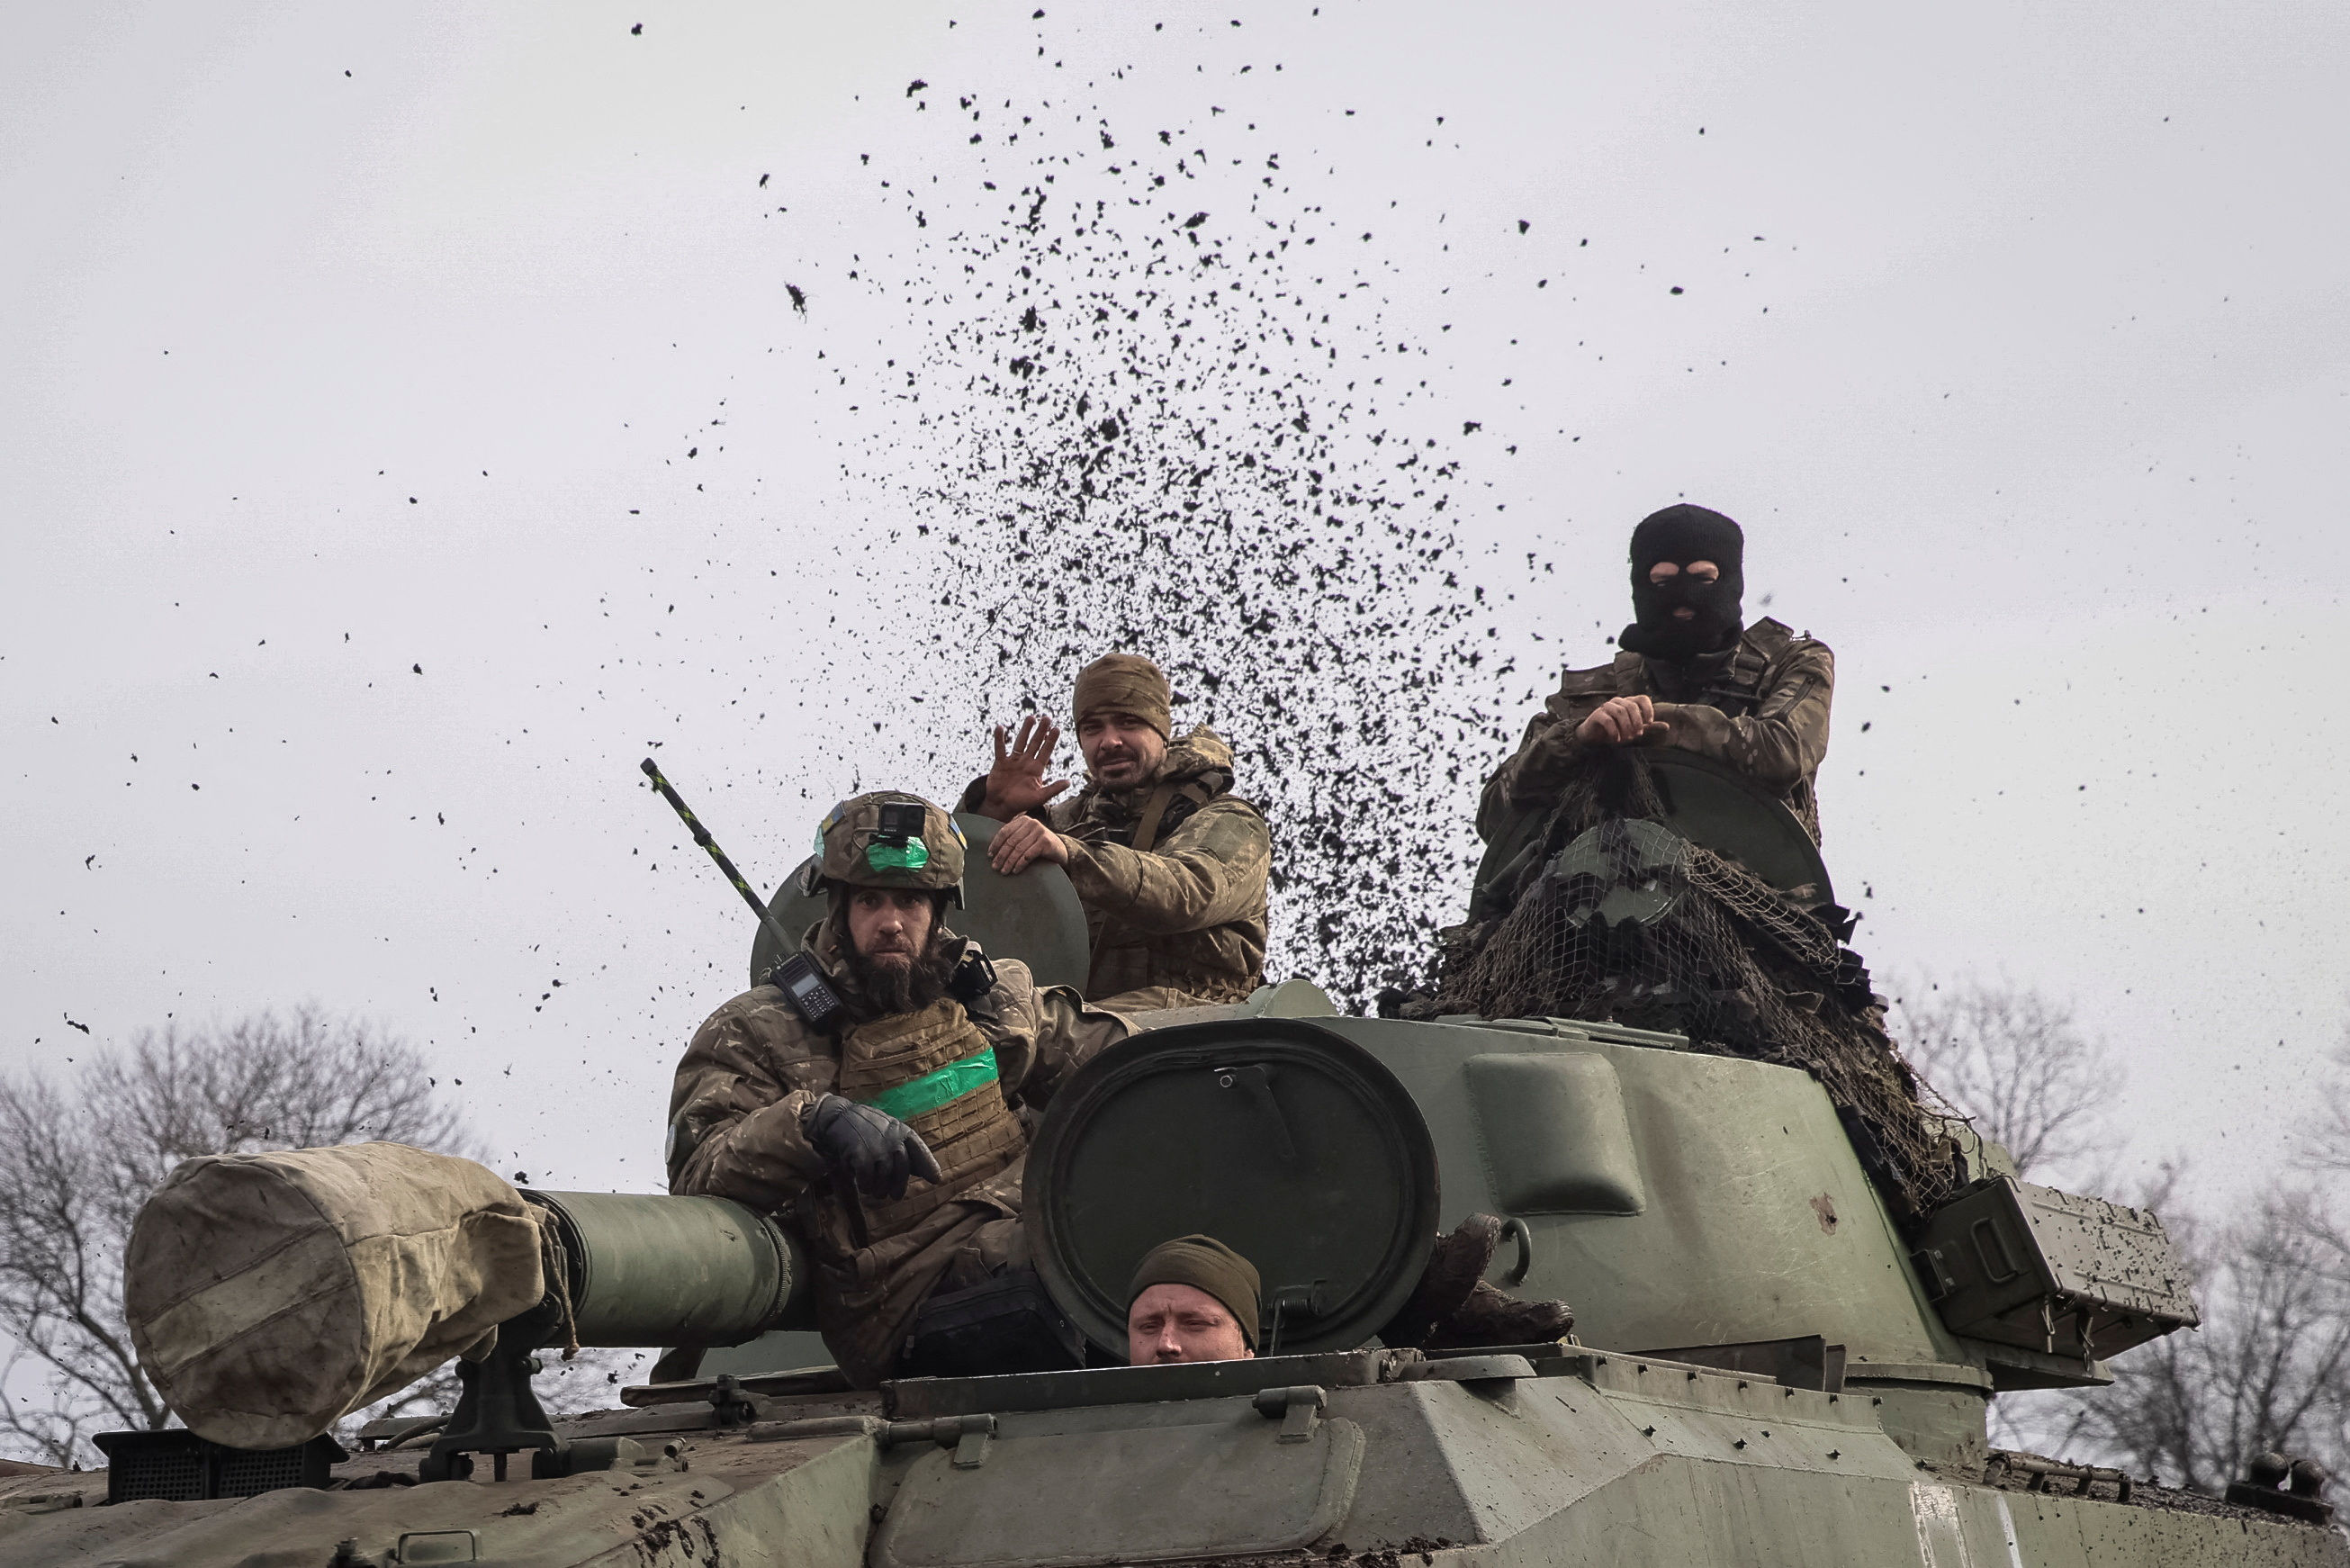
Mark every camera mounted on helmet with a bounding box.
[866,799,932,873]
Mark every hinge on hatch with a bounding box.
[1251,1384,1328,1444]
[949,1417,994,1470]
[881,1412,998,1468]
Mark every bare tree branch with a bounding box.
[0,1008,469,1465]
[2293,1016,2350,1181]
[1888,975,2119,1184]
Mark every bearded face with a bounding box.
[839,888,957,1014]
[1076,710,1168,791]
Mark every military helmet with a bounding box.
[806,791,967,906]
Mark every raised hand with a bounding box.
[979,715,1072,819]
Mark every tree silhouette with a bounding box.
[0,1007,464,1465]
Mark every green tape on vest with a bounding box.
[860,1048,1000,1123]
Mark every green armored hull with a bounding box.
[3,1005,2337,1567]
[5,1343,2325,1567]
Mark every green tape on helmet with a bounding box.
[865,838,931,873]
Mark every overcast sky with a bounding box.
[5,1,2345,1208]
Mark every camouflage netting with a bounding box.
[1431,751,1958,1230]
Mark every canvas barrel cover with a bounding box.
[124,1142,545,1449]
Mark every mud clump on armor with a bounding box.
[1434,750,1957,1229]
[787,33,1520,1009]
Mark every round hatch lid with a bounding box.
[1639,749,1834,907]
[1471,747,1832,912]
[1024,1019,1439,1358]
[750,813,1092,991]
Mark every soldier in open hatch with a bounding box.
[665,791,1131,1386]
[1477,503,1833,900]
[1116,1224,1575,1368]
[963,653,1271,1007]
[667,792,1571,1382]
[1439,508,1955,1230]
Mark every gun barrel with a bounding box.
[525,1189,812,1348]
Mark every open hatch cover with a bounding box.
[1024,1019,1438,1357]
[1473,746,1834,911]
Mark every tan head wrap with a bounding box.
[1126,1233,1261,1348]
[1072,653,1173,739]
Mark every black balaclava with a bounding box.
[1619,504,1746,662]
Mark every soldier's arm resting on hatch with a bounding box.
[1646,640,1834,788]
[666,1004,832,1209]
[986,965,1131,1111]
[1058,797,1270,935]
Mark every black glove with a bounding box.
[803,1094,943,1201]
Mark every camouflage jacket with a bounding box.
[664,919,1128,1383]
[1479,617,1834,845]
[1032,727,1271,1005]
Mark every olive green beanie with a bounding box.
[1126,1233,1261,1348]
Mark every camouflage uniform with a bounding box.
[667,921,1126,1385]
[967,726,1271,1005]
[1480,617,1834,848]
[665,793,1129,1386]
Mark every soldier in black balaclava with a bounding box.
[1621,503,1747,661]
[1476,503,1836,872]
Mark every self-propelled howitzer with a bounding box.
[5,768,2334,1567]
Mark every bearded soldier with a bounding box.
[1479,505,1833,882]
[964,653,1271,1007]
[665,792,1130,1386]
